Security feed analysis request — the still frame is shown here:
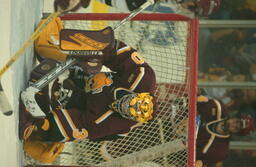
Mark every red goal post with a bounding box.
[25,13,198,167]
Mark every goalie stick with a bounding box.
[0,12,61,116]
[0,12,61,77]
[0,0,85,77]
[0,81,13,116]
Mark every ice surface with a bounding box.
[0,0,42,166]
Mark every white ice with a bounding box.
[0,0,42,166]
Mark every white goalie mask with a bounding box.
[111,91,154,123]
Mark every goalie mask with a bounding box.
[111,89,154,123]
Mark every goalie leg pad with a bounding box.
[19,101,47,140]
[35,17,67,61]
[24,136,65,163]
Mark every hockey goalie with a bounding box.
[19,17,157,163]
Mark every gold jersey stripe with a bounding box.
[202,135,215,154]
[117,123,143,137]
[113,87,133,100]
[117,133,129,137]
[206,119,230,139]
[130,122,143,130]
[52,111,70,142]
[129,67,145,91]
[213,99,222,119]
[117,46,131,55]
[61,109,78,130]
[95,110,114,124]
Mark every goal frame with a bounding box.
[29,13,198,167]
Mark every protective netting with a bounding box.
[25,13,198,167]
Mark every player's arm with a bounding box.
[103,40,156,92]
[103,40,146,71]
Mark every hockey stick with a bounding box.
[0,12,61,77]
[0,0,85,77]
[113,0,154,31]
[0,81,13,115]
[0,12,61,116]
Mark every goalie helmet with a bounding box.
[111,92,154,123]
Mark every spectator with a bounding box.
[196,96,255,167]
[209,0,256,20]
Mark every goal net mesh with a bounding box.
[25,13,198,167]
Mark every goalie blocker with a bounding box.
[59,26,115,75]
[60,26,115,56]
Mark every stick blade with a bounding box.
[0,81,13,116]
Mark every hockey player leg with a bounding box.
[19,99,49,140]
[19,77,51,140]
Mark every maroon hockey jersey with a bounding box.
[40,40,156,142]
[196,99,230,167]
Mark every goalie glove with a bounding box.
[54,0,91,13]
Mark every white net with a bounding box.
[25,13,198,167]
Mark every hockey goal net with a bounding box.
[24,13,198,167]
